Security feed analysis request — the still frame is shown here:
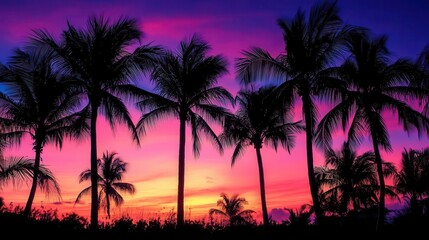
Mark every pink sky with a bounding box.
[1,0,429,224]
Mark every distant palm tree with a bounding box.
[394,148,429,216]
[284,204,314,226]
[235,0,352,223]
[0,46,87,217]
[315,142,396,216]
[209,193,255,227]
[315,31,429,230]
[219,86,302,226]
[33,16,160,229]
[75,151,135,219]
[136,34,233,226]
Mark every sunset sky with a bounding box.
[1,0,429,223]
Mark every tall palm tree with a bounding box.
[315,142,396,216]
[315,31,429,230]
[0,46,88,217]
[219,86,302,226]
[235,0,352,223]
[136,34,233,227]
[394,148,429,216]
[209,193,255,227]
[75,151,135,219]
[33,16,160,229]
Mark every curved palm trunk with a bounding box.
[302,95,323,224]
[90,106,99,231]
[23,143,42,217]
[371,135,385,232]
[177,116,186,227]
[255,146,269,226]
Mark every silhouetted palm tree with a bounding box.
[136,34,233,227]
[394,148,429,216]
[235,0,352,223]
[33,16,160,229]
[315,142,396,216]
[219,86,302,226]
[284,204,314,226]
[0,46,87,217]
[75,151,135,219]
[315,31,429,230]
[209,193,255,227]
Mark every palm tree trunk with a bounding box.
[90,106,99,231]
[255,146,269,226]
[106,195,111,219]
[177,116,186,227]
[371,134,385,232]
[23,142,42,217]
[302,95,323,224]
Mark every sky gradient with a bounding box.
[1,0,429,223]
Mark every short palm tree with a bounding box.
[284,204,314,226]
[219,86,302,226]
[136,34,233,227]
[394,148,429,216]
[33,16,160,229]
[235,0,352,223]
[209,193,255,227]
[315,31,429,230]
[0,46,87,217]
[75,151,135,219]
[315,142,396,216]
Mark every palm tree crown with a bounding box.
[209,193,255,227]
[75,151,135,219]
[136,34,233,227]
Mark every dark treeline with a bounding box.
[1,0,429,236]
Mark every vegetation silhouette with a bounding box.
[136,34,234,227]
[235,0,355,224]
[209,192,255,227]
[75,150,136,219]
[315,31,429,231]
[394,148,429,217]
[32,15,161,230]
[315,141,397,216]
[0,46,88,217]
[1,0,429,235]
[219,86,303,226]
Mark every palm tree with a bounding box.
[33,16,160,229]
[235,0,352,223]
[0,46,88,217]
[209,193,255,227]
[315,142,396,216]
[394,148,429,216]
[219,86,302,226]
[284,204,314,226]
[315,31,429,230]
[136,34,233,227]
[75,151,135,219]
